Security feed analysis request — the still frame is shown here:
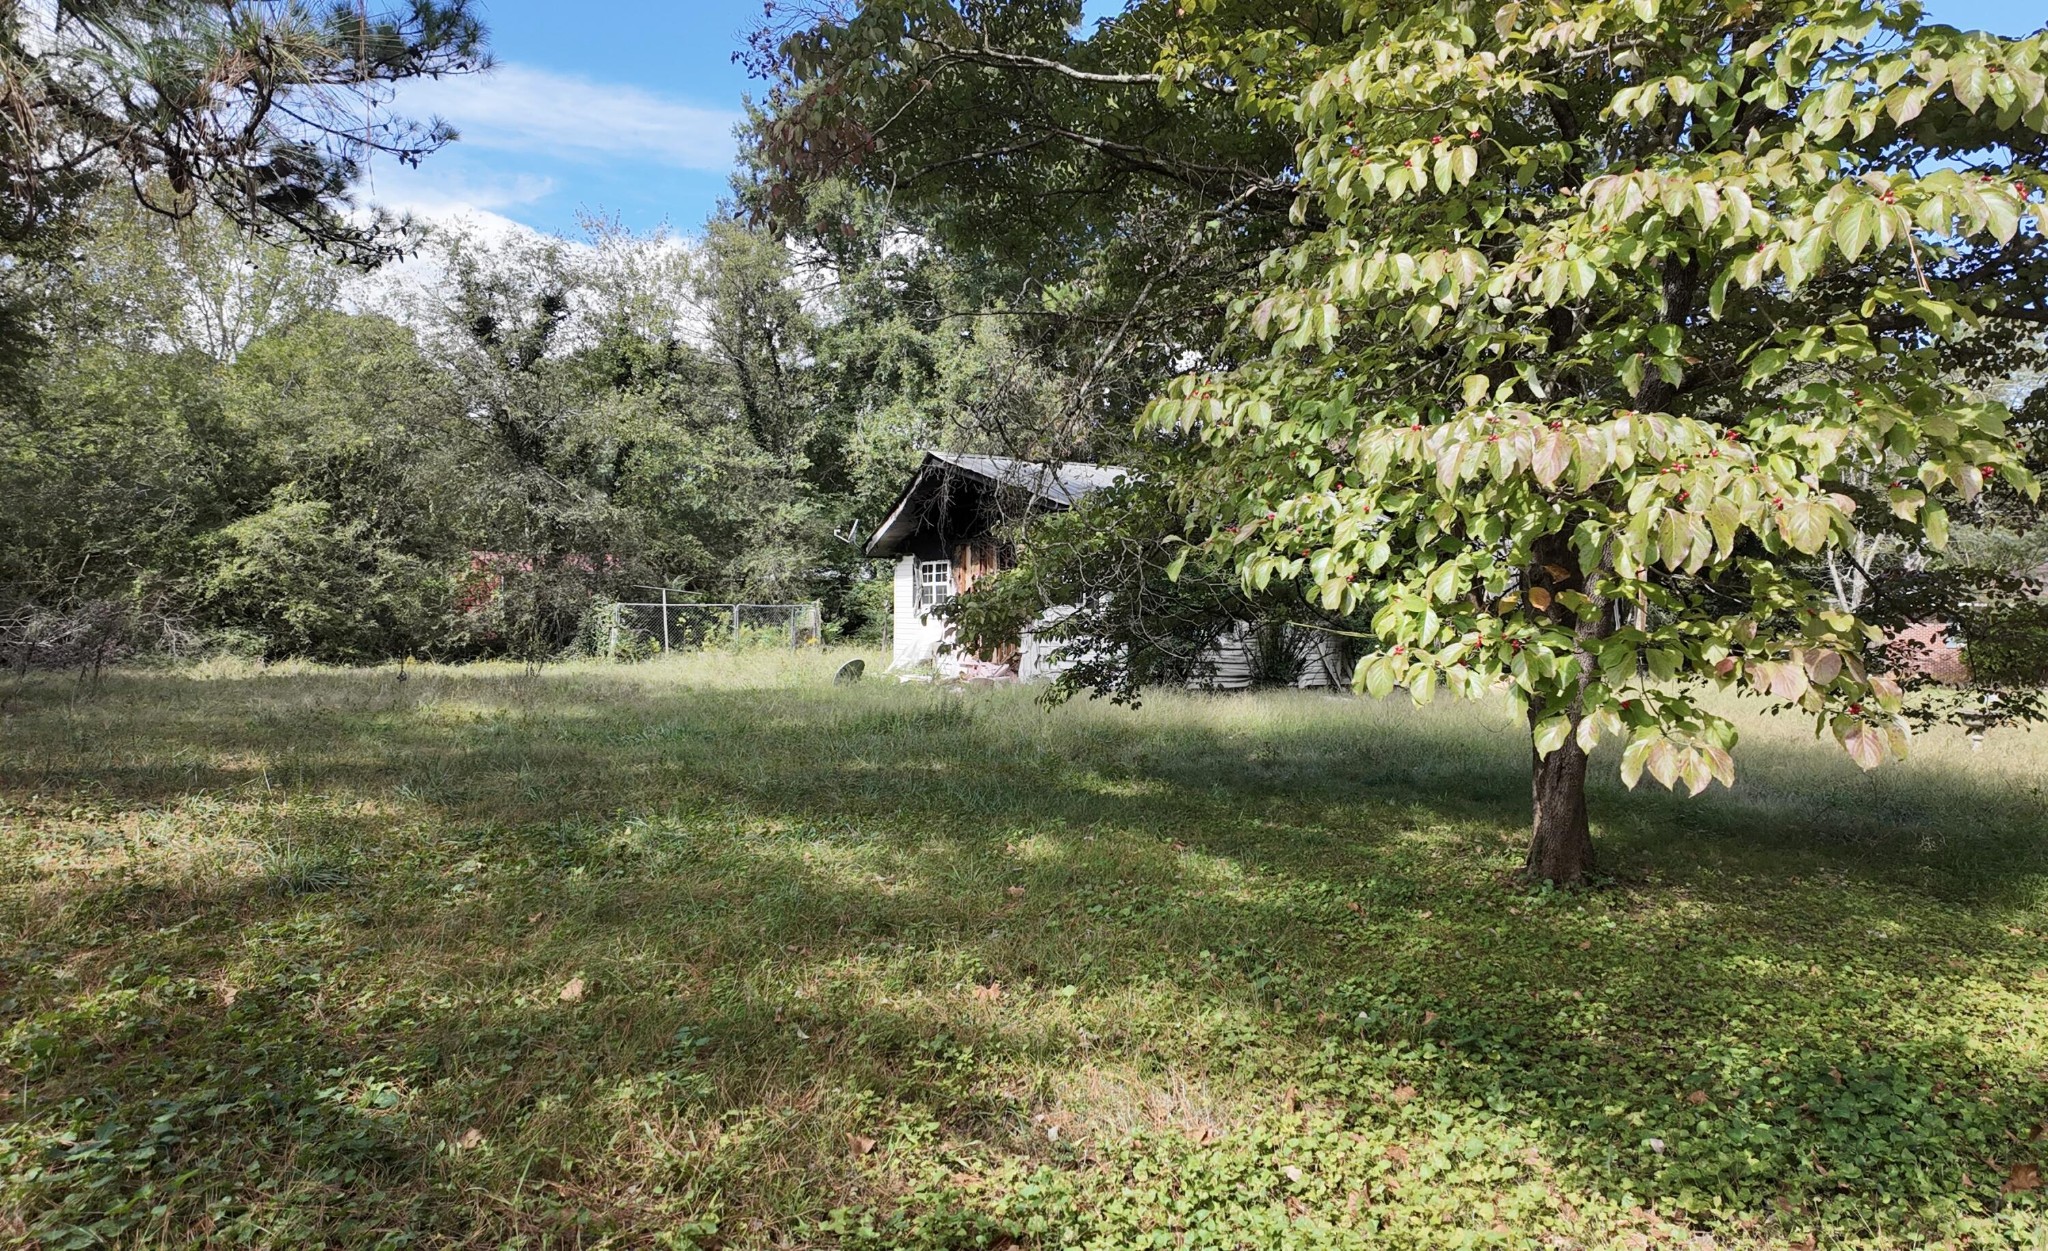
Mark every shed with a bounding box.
[864,452,1126,675]
[862,451,1352,690]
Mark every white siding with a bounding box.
[1018,606,1077,683]
[1293,631,1352,689]
[889,555,953,671]
[1188,623,1257,690]
[1188,623,1351,690]
[1018,615,1349,690]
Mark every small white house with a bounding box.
[864,451,1353,690]
[865,452,1125,675]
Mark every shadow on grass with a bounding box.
[19,666,2045,899]
[4,665,2047,1245]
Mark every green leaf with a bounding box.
[1533,714,1573,758]
[1570,257,1598,298]
[1842,723,1886,770]
[1620,353,1645,396]
[1707,272,1730,319]
[1705,499,1741,557]
[1646,740,1681,789]
[1887,85,1928,125]
[1985,194,2021,244]
[1953,54,1988,111]
[1620,736,1654,789]
[1832,198,1876,262]
[1923,501,1949,549]
[1777,500,1831,554]
[1363,656,1397,699]
[1742,348,1788,387]
[1532,430,1570,489]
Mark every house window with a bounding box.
[916,560,953,613]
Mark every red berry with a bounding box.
[1849,703,1864,715]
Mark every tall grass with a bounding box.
[2,651,2045,1248]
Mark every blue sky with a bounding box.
[363,0,2047,240]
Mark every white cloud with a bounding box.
[395,63,743,172]
[367,169,557,218]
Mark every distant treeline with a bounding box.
[0,194,1088,667]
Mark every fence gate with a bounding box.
[606,591,822,655]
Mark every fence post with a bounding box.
[732,604,742,648]
[660,588,671,653]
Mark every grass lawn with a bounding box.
[3,651,2048,1249]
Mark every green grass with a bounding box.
[3,651,2048,1249]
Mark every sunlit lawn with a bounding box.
[3,651,2047,1248]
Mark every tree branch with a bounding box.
[920,38,1164,87]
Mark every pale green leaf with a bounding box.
[1533,714,1572,758]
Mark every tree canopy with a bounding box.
[1,0,486,263]
[749,0,2048,880]
[1133,0,2046,879]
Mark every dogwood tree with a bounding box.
[1148,0,2046,882]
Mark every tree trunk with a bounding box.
[1525,707,1594,886]
[1522,528,1602,887]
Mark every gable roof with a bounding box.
[863,451,1128,559]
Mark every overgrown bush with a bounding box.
[195,485,453,663]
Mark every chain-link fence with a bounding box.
[592,596,823,657]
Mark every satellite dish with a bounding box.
[834,658,866,686]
